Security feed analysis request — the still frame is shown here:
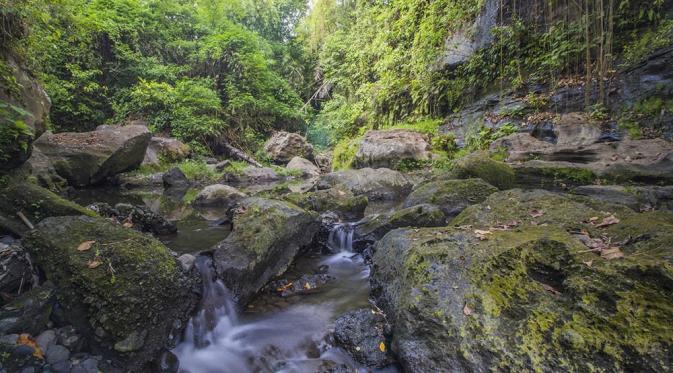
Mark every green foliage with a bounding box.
[0,100,33,164]
[331,136,361,171]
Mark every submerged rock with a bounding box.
[212,197,319,304]
[403,178,498,218]
[354,129,431,170]
[317,168,412,201]
[264,131,314,164]
[22,216,197,370]
[371,189,673,372]
[333,308,395,368]
[285,188,368,220]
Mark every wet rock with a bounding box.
[268,273,334,297]
[31,125,151,187]
[162,167,189,189]
[0,181,97,237]
[192,184,247,209]
[286,156,321,178]
[264,131,314,163]
[355,204,446,244]
[372,189,673,372]
[19,147,68,191]
[449,151,515,190]
[49,359,72,373]
[241,167,279,182]
[354,129,431,170]
[214,160,232,171]
[22,216,197,370]
[284,188,368,220]
[70,357,100,373]
[45,344,70,364]
[212,198,319,305]
[114,203,177,235]
[0,285,54,335]
[317,168,412,201]
[403,178,498,218]
[333,308,394,368]
[143,137,190,166]
[0,238,37,300]
[115,171,164,189]
[36,329,56,353]
[55,325,82,351]
[177,254,197,272]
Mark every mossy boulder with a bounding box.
[192,184,247,209]
[317,168,412,201]
[371,189,673,372]
[284,188,368,220]
[0,180,96,236]
[212,197,319,304]
[355,203,446,244]
[450,151,515,190]
[22,216,196,370]
[513,160,597,189]
[403,178,498,218]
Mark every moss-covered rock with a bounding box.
[0,180,96,236]
[513,160,597,189]
[212,197,319,305]
[355,203,446,244]
[284,188,368,220]
[450,151,516,190]
[317,168,412,201]
[22,216,196,370]
[403,178,498,218]
[371,189,673,372]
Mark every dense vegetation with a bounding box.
[1,0,672,159]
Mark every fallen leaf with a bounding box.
[17,334,44,360]
[276,282,293,293]
[583,260,593,267]
[611,154,619,161]
[596,215,620,228]
[122,221,134,228]
[601,247,624,260]
[87,260,102,269]
[463,304,473,316]
[379,342,386,352]
[474,229,492,240]
[303,282,312,290]
[530,209,545,218]
[589,216,599,223]
[77,240,95,252]
[541,283,561,295]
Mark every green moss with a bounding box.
[0,100,34,167]
[622,19,673,66]
[451,151,516,190]
[332,136,361,171]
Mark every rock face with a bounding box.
[162,167,189,189]
[333,308,395,368]
[449,151,515,190]
[284,188,368,220]
[192,184,247,209]
[403,178,498,218]
[142,136,189,165]
[263,131,314,163]
[355,204,446,244]
[22,216,196,370]
[354,129,431,169]
[32,125,151,186]
[212,198,319,304]
[0,53,51,170]
[371,189,673,372]
[572,185,673,212]
[317,168,412,201]
[286,156,321,178]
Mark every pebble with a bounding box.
[45,344,70,365]
[36,330,57,352]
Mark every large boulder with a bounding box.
[403,178,498,218]
[317,168,412,201]
[212,198,319,304]
[284,188,368,220]
[263,131,314,164]
[192,184,247,209]
[355,204,446,244]
[32,125,151,186]
[449,151,515,190]
[333,308,395,368]
[286,156,321,178]
[0,53,50,171]
[142,136,189,166]
[0,180,97,237]
[354,129,431,170]
[371,189,673,372]
[22,216,197,370]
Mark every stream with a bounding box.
[70,186,400,373]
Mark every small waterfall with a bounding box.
[327,223,355,252]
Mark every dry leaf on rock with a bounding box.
[601,247,624,260]
[474,229,492,240]
[530,209,545,218]
[17,334,44,360]
[87,259,102,269]
[76,240,95,252]
[463,304,473,316]
[379,342,386,352]
[596,215,620,228]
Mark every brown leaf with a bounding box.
[76,240,95,252]
[276,282,293,293]
[596,215,620,228]
[463,304,473,316]
[17,334,44,360]
[541,283,561,295]
[87,260,102,269]
[303,282,312,290]
[601,247,624,260]
[122,221,134,229]
[583,260,593,267]
[379,342,386,352]
[530,209,545,218]
[474,229,492,240]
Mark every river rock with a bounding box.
[354,129,431,170]
[162,167,189,189]
[264,131,314,163]
[115,203,177,235]
[449,151,515,189]
[212,197,319,304]
[317,168,412,201]
[22,216,197,370]
[286,156,321,178]
[284,188,368,220]
[192,184,247,209]
[314,152,332,173]
[333,308,395,368]
[31,125,151,186]
[355,204,446,245]
[0,238,37,300]
[403,178,498,218]
[371,189,673,372]
[0,285,54,335]
[143,137,189,165]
